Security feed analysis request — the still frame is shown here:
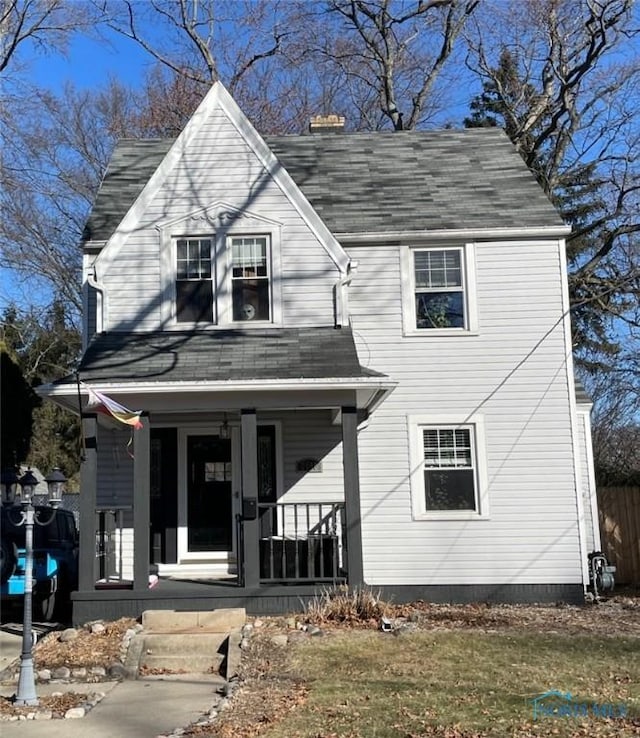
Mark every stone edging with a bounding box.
[0,620,142,721]
[1,691,107,721]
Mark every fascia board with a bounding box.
[337,225,572,244]
[38,377,396,414]
[40,376,397,397]
[214,83,350,273]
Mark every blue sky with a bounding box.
[30,28,150,92]
[1,28,152,313]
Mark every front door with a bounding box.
[187,435,232,552]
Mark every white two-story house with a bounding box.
[40,82,601,623]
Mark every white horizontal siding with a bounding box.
[101,107,338,331]
[348,239,582,586]
[96,427,134,511]
[279,410,344,503]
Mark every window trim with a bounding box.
[159,203,283,329]
[408,413,489,520]
[400,243,478,336]
[224,234,273,325]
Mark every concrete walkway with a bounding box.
[1,678,222,738]
[0,609,248,738]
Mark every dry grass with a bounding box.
[303,586,391,625]
[262,629,640,737]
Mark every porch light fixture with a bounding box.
[0,466,19,505]
[219,413,230,439]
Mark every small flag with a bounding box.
[85,386,143,429]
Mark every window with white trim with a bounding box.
[409,415,488,518]
[414,247,465,329]
[173,234,272,324]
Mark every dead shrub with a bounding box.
[303,586,390,625]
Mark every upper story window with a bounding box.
[230,236,270,321]
[176,238,214,323]
[414,249,464,329]
[172,233,273,325]
[401,244,477,335]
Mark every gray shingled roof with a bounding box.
[266,129,564,234]
[73,327,383,384]
[83,139,173,243]
[83,128,564,243]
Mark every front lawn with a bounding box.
[270,629,638,737]
[206,617,639,738]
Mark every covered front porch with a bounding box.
[75,404,367,622]
[40,328,395,622]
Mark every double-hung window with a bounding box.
[402,244,477,334]
[414,248,464,329]
[422,427,475,510]
[176,237,213,323]
[409,414,488,519]
[230,236,270,322]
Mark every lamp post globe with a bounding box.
[1,467,19,505]
[45,468,66,507]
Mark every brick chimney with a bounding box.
[309,114,345,133]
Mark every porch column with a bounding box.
[133,413,150,591]
[342,406,364,586]
[79,414,98,591]
[241,408,260,588]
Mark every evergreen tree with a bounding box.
[0,340,37,468]
[1,303,81,485]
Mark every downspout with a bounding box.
[87,266,107,335]
[335,260,358,327]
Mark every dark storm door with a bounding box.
[187,435,232,552]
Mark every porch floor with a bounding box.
[71,576,333,625]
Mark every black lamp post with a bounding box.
[1,467,67,706]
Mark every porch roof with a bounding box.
[73,326,384,383]
[40,327,394,415]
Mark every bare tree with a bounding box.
[0,82,140,317]
[465,0,639,364]
[318,0,479,129]
[102,0,291,88]
[0,0,90,74]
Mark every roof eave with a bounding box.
[37,376,398,414]
[335,225,571,243]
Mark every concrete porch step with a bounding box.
[138,633,227,676]
[140,652,225,674]
[141,607,246,633]
[129,608,247,680]
[140,632,228,654]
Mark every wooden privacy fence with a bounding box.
[597,486,640,586]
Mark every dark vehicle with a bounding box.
[1,506,78,621]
